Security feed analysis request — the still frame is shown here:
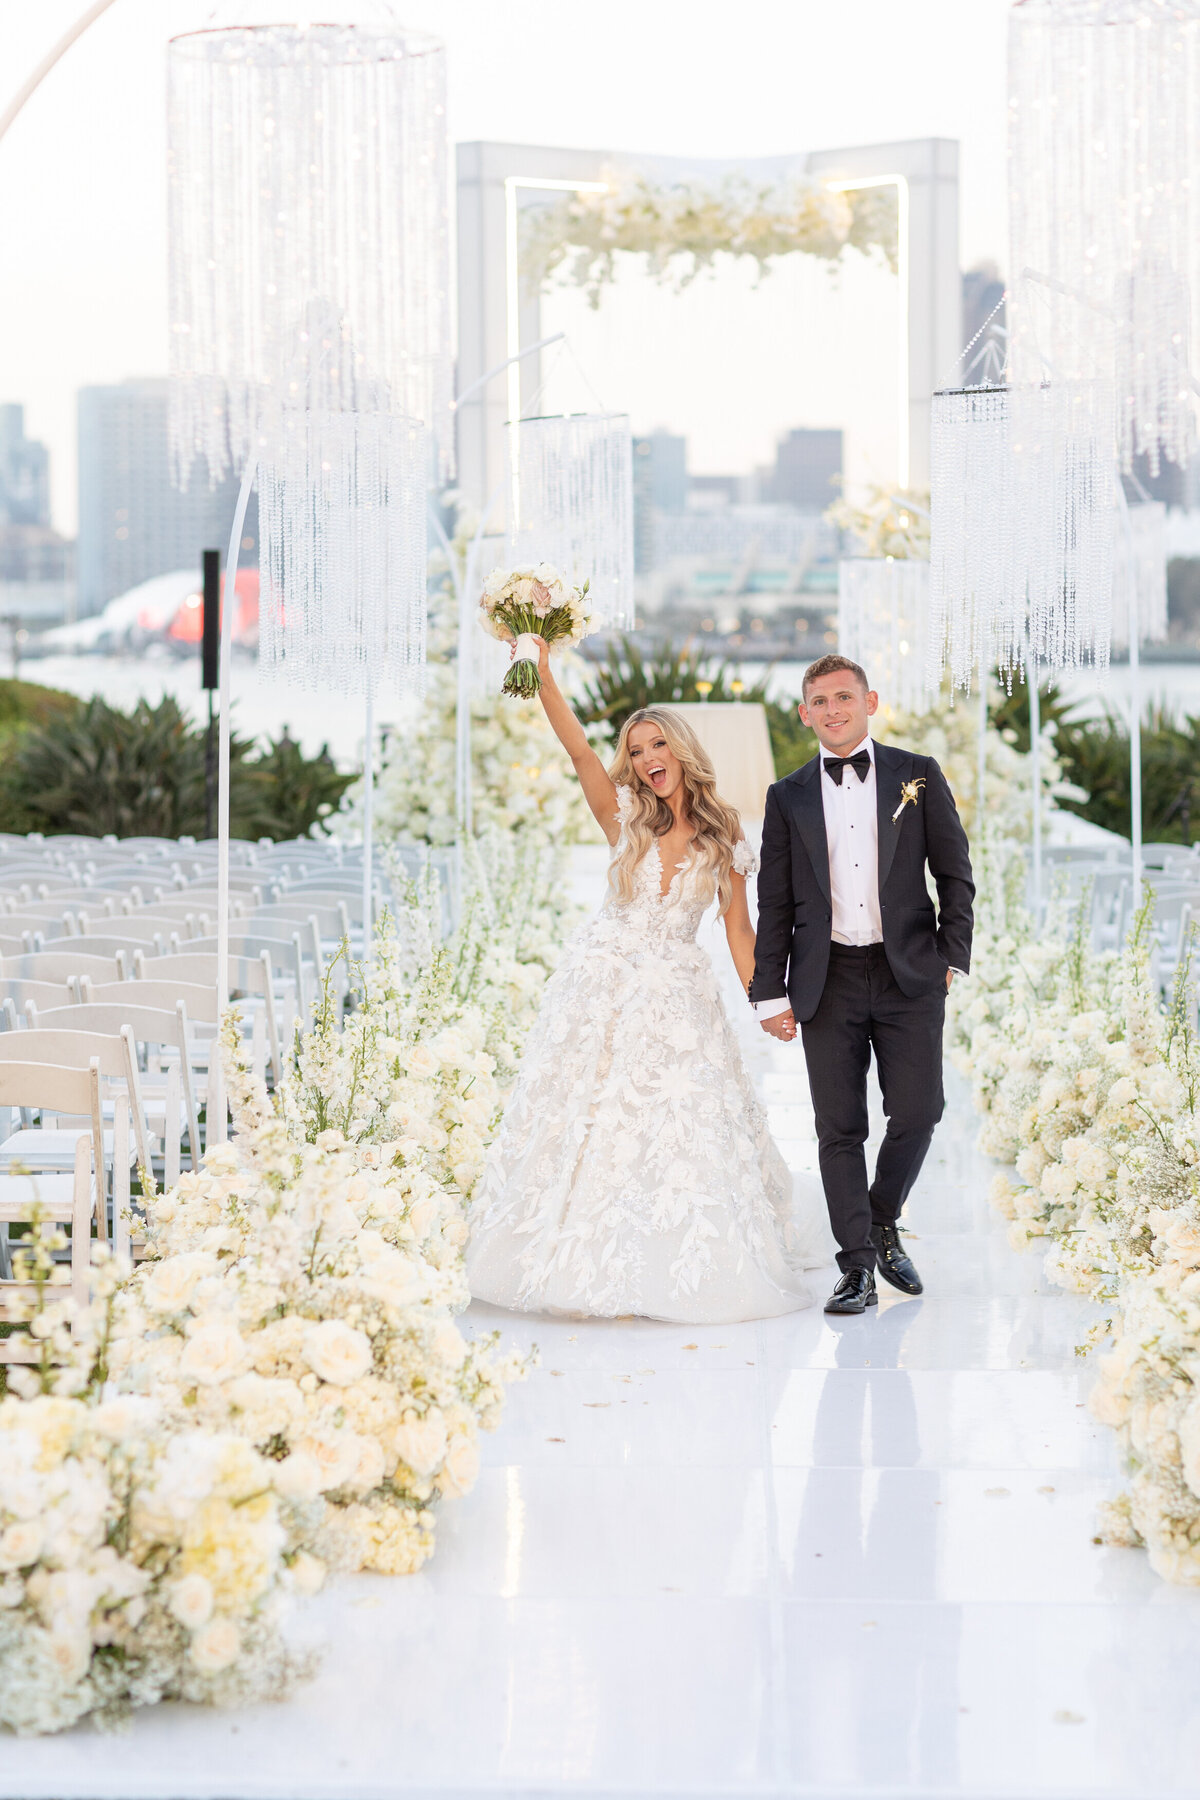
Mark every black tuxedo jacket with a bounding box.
[749,741,975,1024]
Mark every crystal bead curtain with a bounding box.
[1008,0,1200,478]
[505,415,635,630]
[928,383,1116,691]
[167,24,451,486]
[838,559,937,713]
[258,411,429,693]
[167,24,450,695]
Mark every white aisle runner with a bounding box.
[7,861,1200,1797]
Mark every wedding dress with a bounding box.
[466,787,830,1323]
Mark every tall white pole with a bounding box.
[362,690,374,956]
[212,460,255,1144]
[1123,500,1144,910]
[1029,658,1043,924]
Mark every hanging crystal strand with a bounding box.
[504,415,635,629]
[837,559,936,713]
[1008,1,1200,480]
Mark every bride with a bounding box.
[466,638,829,1324]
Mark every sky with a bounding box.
[0,0,1012,530]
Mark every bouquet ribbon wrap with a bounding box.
[512,633,541,667]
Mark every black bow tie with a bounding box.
[823,750,871,785]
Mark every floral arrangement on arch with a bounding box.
[950,874,1200,1585]
[521,168,898,308]
[0,842,577,1734]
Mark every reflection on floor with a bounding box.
[8,942,1200,1796]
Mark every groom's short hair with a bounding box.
[802,654,869,697]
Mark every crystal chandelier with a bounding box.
[928,381,1116,690]
[1008,0,1200,477]
[167,21,451,694]
[838,558,937,714]
[505,414,635,630]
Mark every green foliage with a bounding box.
[988,680,1075,754]
[0,693,352,841]
[236,732,354,842]
[578,636,816,778]
[1049,705,1200,845]
[990,680,1200,846]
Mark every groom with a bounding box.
[749,655,974,1315]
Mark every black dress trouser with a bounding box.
[799,941,946,1274]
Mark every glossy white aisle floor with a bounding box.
[8,963,1200,1796]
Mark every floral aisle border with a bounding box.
[0,834,576,1735]
[520,169,898,308]
[949,862,1200,1584]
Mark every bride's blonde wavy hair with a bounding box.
[607,707,744,917]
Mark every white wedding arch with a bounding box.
[454,137,960,510]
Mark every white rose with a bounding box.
[295,1431,362,1492]
[344,1434,386,1496]
[408,1197,439,1240]
[404,1042,440,1081]
[288,1551,326,1596]
[302,1320,373,1387]
[167,1572,214,1631]
[393,1411,448,1479]
[45,1628,91,1685]
[189,1616,241,1675]
[0,1520,43,1571]
[437,1432,480,1498]
[272,1450,323,1504]
[179,1318,247,1388]
[91,1396,159,1440]
[141,1251,219,1316]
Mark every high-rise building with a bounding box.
[0,404,50,527]
[77,379,259,617]
[633,432,688,572]
[766,428,843,511]
[0,405,74,623]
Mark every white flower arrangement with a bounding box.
[340,664,602,849]
[0,842,568,1732]
[520,168,898,309]
[951,875,1200,1584]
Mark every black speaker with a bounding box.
[201,549,220,692]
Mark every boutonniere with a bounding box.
[891,778,925,824]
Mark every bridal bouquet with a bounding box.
[478,564,594,698]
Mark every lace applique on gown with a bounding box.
[466,787,828,1323]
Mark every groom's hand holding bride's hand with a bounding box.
[760,1009,797,1042]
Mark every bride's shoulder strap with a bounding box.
[732,837,759,878]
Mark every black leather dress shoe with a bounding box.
[871,1222,924,1295]
[824,1267,877,1315]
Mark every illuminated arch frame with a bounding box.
[456,137,959,508]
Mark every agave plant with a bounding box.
[0,694,350,841]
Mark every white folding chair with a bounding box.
[30,1002,198,1181]
[0,1133,95,1360]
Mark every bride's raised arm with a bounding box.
[524,635,621,845]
